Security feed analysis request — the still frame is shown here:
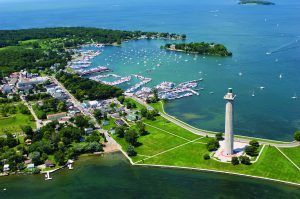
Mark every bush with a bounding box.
[203,154,210,160]
[245,145,258,157]
[215,133,223,141]
[231,157,239,165]
[239,156,251,165]
[32,168,41,174]
[206,139,220,151]
[126,145,137,157]
[294,131,300,141]
[249,140,259,148]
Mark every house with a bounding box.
[1,84,12,94]
[88,101,98,108]
[45,160,54,168]
[47,112,67,121]
[25,139,32,145]
[3,164,10,172]
[115,119,125,126]
[170,44,176,50]
[59,116,71,124]
[126,113,141,121]
[27,163,35,171]
[24,159,32,165]
[84,128,94,135]
[102,120,109,126]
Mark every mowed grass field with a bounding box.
[0,113,35,135]
[113,99,300,184]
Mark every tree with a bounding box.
[206,138,220,151]
[21,125,34,139]
[245,145,258,157]
[29,151,41,165]
[54,150,66,166]
[126,145,137,156]
[153,88,159,102]
[231,157,239,165]
[5,133,18,148]
[124,129,139,146]
[203,154,210,160]
[117,96,125,104]
[86,131,100,143]
[136,121,147,136]
[294,131,300,141]
[249,140,259,148]
[74,115,90,128]
[215,132,223,141]
[140,108,148,117]
[239,156,251,165]
[94,109,102,120]
[115,126,125,138]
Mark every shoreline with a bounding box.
[157,100,297,145]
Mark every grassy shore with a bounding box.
[113,98,300,184]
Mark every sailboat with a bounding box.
[279,74,283,79]
[252,91,255,97]
[291,94,297,99]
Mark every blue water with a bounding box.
[1,0,300,141]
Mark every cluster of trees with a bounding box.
[0,93,20,104]
[0,103,30,117]
[0,116,103,172]
[56,72,123,101]
[25,93,51,101]
[115,121,148,156]
[294,131,300,141]
[0,27,183,48]
[33,97,67,119]
[206,138,220,151]
[0,43,71,78]
[164,42,232,56]
[245,140,260,157]
[117,96,138,109]
[140,107,159,121]
[231,156,251,165]
[146,89,159,103]
[0,27,184,77]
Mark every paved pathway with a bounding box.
[20,95,42,129]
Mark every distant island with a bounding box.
[162,42,232,57]
[238,0,275,5]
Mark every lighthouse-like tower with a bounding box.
[224,88,236,155]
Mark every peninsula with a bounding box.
[163,42,232,56]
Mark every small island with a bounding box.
[162,42,232,57]
[238,0,275,5]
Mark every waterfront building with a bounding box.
[224,88,236,155]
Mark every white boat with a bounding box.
[259,86,265,90]
[291,94,297,99]
[252,91,255,97]
[279,74,283,79]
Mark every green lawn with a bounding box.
[113,98,300,184]
[143,143,300,183]
[143,116,200,141]
[280,146,300,168]
[0,113,35,135]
